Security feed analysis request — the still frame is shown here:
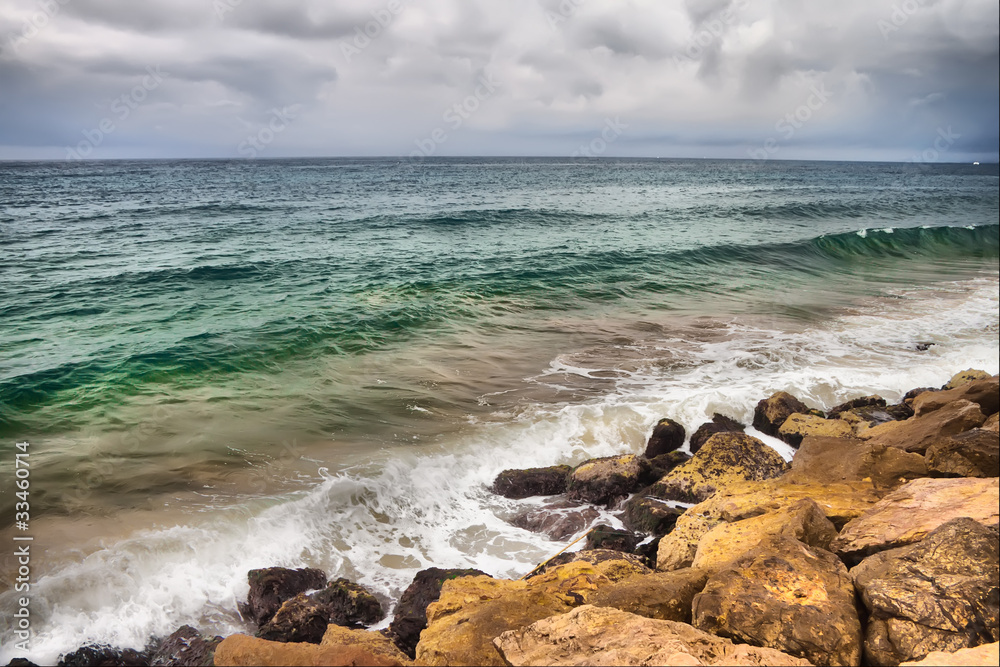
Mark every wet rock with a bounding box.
[644,418,686,457]
[621,493,685,535]
[587,567,708,623]
[900,642,999,666]
[584,525,640,553]
[828,395,887,417]
[913,377,999,417]
[778,413,854,447]
[753,390,812,437]
[150,626,222,666]
[57,646,150,667]
[528,549,652,582]
[852,518,999,666]
[788,435,928,492]
[693,536,863,667]
[567,454,646,506]
[832,477,1000,564]
[862,399,987,454]
[494,605,811,667]
[642,451,691,484]
[647,432,788,505]
[926,429,1000,478]
[257,578,385,644]
[915,341,935,351]
[244,567,327,627]
[689,413,745,454]
[213,634,404,667]
[386,567,487,659]
[509,499,600,540]
[633,536,663,569]
[6,660,40,667]
[945,369,993,389]
[490,465,571,499]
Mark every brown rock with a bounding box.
[926,429,1000,478]
[692,536,862,667]
[621,493,685,535]
[913,377,999,417]
[213,634,403,666]
[150,625,222,666]
[828,395,887,418]
[647,432,788,505]
[258,578,384,644]
[862,399,987,454]
[645,418,686,458]
[527,549,652,582]
[831,477,1000,564]
[945,369,993,389]
[587,568,709,623]
[567,454,646,506]
[493,605,811,667]
[509,499,600,540]
[788,436,928,492]
[900,642,1000,666]
[584,525,640,553]
[852,518,999,666]
[984,412,999,433]
[753,391,812,437]
[778,413,854,448]
[320,626,411,665]
[490,465,571,499]
[386,568,487,659]
[244,567,327,627]
[689,413,745,454]
[643,451,691,483]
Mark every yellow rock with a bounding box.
[321,625,412,664]
[900,642,999,666]
[945,369,993,389]
[214,633,405,666]
[778,413,854,446]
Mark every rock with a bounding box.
[905,387,938,402]
[57,646,150,667]
[150,626,222,666]
[691,498,838,573]
[852,518,999,666]
[490,465,571,499]
[258,578,385,644]
[753,391,812,437]
[633,536,662,569]
[778,413,854,447]
[528,549,652,582]
[510,499,600,540]
[587,568,709,623]
[828,395,887,418]
[386,568,487,659]
[693,536,863,667]
[831,477,1000,564]
[320,625,412,665]
[645,418,686,457]
[584,525,640,553]
[900,642,1000,666]
[862,399,987,454]
[213,634,404,667]
[647,432,788,505]
[567,454,646,506]
[494,605,811,667]
[945,369,993,389]
[926,429,1000,478]
[788,436,928,492]
[985,412,1000,433]
[913,378,999,417]
[244,567,327,627]
[6,660,40,667]
[643,451,691,483]
[689,413,745,454]
[656,478,880,572]
[621,493,686,536]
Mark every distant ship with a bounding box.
[973,161,980,165]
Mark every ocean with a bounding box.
[1,157,998,662]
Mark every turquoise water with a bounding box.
[0,157,998,661]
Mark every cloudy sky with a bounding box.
[0,0,997,161]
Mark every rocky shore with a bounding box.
[22,369,1000,667]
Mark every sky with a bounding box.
[0,0,997,162]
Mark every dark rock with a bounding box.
[634,536,662,569]
[689,414,745,454]
[904,387,938,402]
[926,428,1000,478]
[526,549,651,580]
[828,395,886,418]
[852,517,1000,666]
[693,536,863,667]
[510,499,601,540]
[640,451,691,485]
[257,578,385,644]
[387,567,488,658]
[57,645,150,667]
[567,454,646,507]
[916,341,935,351]
[585,525,641,553]
[149,626,222,667]
[644,418,685,458]
[885,402,915,420]
[7,660,40,667]
[244,566,327,627]
[753,391,811,437]
[490,465,571,499]
[621,493,686,536]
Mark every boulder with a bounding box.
[945,369,993,389]
[689,413,745,454]
[320,626,412,665]
[244,567,327,627]
[642,451,691,483]
[386,568,487,659]
[490,465,571,499]
[831,477,1000,564]
[646,432,788,505]
[150,626,222,666]
[985,412,999,433]
[494,605,811,667]
[621,493,686,536]
[753,391,812,437]
[644,418,686,458]
[567,454,646,506]
[852,518,999,666]
[862,399,987,454]
[57,646,150,666]
[527,549,652,582]
[828,395,886,418]
[913,378,999,418]
[900,642,1000,666]
[926,429,1000,478]
[691,498,838,573]
[778,413,854,448]
[586,568,708,623]
[257,578,384,644]
[213,634,404,667]
[787,436,927,492]
[584,525,640,553]
[693,536,863,667]
[509,499,600,540]
[904,386,938,402]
